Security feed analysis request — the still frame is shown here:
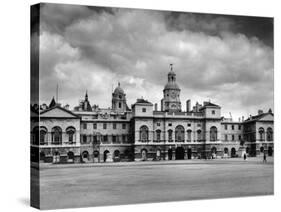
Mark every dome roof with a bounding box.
[113,82,125,94]
[164,82,180,90]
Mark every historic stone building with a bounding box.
[32,67,274,163]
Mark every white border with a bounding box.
[0,0,280,212]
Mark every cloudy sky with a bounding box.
[37,3,274,120]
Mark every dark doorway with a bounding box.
[268,146,273,156]
[175,147,185,160]
[187,148,192,159]
[231,148,236,157]
[168,149,173,160]
[103,150,109,162]
[67,151,74,162]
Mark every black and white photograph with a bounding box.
[30,2,274,210]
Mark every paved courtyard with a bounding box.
[39,157,274,209]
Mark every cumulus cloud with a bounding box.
[38,4,274,120]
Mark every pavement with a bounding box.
[38,156,274,210]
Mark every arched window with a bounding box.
[210,126,217,141]
[197,130,202,141]
[187,130,192,141]
[139,125,149,141]
[175,125,185,142]
[266,127,273,141]
[156,130,161,141]
[40,127,47,145]
[258,127,265,141]
[168,129,173,141]
[66,126,76,143]
[51,126,62,144]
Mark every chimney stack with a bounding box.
[154,103,158,111]
[242,116,244,122]
[186,99,191,112]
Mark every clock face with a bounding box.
[171,91,176,99]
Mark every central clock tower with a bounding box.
[161,64,182,112]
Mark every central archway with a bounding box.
[175,147,185,160]
[103,150,109,162]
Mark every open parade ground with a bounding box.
[38,157,273,209]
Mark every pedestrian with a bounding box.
[263,153,267,163]
[244,153,247,161]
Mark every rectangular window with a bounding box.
[212,110,215,114]
[225,135,228,141]
[103,135,108,142]
[83,123,87,130]
[83,135,87,143]
[224,125,227,130]
[197,123,201,127]
[232,135,235,140]
[93,123,97,129]
[238,135,241,140]
[232,125,234,130]
[103,123,107,129]
[238,125,241,130]
[122,123,126,129]
[112,135,116,143]
[93,135,97,143]
[113,123,117,129]
[168,123,172,127]
[122,135,126,142]
[142,108,146,112]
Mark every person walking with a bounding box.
[244,153,247,161]
[263,152,267,163]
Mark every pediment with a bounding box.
[40,107,78,118]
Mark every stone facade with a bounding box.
[32,68,274,163]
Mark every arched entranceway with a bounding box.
[268,146,273,156]
[113,150,120,162]
[141,149,147,161]
[231,148,236,158]
[168,149,173,160]
[82,151,89,162]
[67,151,74,162]
[93,151,99,162]
[103,150,109,162]
[260,146,264,153]
[175,147,185,160]
[187,148,192,159]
